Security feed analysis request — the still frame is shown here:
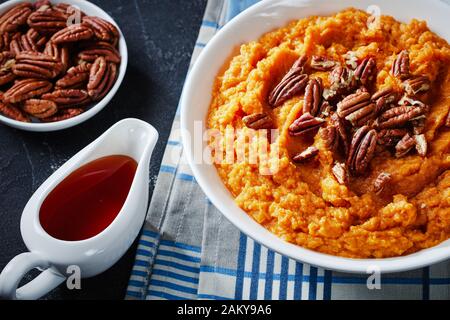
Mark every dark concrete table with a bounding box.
[0,0,207,299]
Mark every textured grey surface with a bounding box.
[0,0,206,300]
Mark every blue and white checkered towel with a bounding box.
[125,0,450,300]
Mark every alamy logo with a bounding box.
[366,265,381,290]
[366,5,381,29]
[66,265,81,290]
[66,5,82,26]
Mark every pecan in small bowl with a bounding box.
[0,0,127,132]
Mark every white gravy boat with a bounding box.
[0,118,158,300]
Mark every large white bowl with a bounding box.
[0,0,128,132]
[181,0,450,273]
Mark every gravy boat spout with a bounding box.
[0,118,158,300]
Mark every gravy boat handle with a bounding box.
[0,252,65,300]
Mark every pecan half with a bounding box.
[303,78,323,116]
[330,113,350,154]
[82,16,119,44]
[377,105,426,129]
[10,29,45,54]
[398,96,430,113]
[337,90,375,126]
[391,50,410,79]
[10,32,41,54]
[87,57,117,101]
[331,65,355,87]
[13,51,63,79]
[373,172,391,194]
[33,0,51,10]
[268,56,308,107]
[3,79,52,103]
[324,65,356,101]
[26,28,47,49]
[292,146,319,163]
[320,126,339,152]
[27,8,68,33]
[371,86,398,115]
[377,129,408,147]
[354,57,376,86]
[0,52,16,86]
[371,86,395,101]
[42,89,91,108]
[395,134,415,158]
[242,113,274,129]
[414,134,427,157]
[51,23,94,44]
[289,112,325,137]
[358,86,369,93]
[9,39,22,55]
[44,42,70,73]
[42,108,83,122]
[337,91,371,118]
[347,126,377,175]
[319,101,332,117]
[77,41,121,64]
[0,101,30,122]
[310,55,336,71]
[402,76,430,96]
[329,65,347,86]
[0,34,6,52]
[0,3,33,33]
[347,103,376,127]
[52,3,85,19]
[0,34,5,51]
[22,99,57,118]
[56,63,91,89]
[411,118,426,135]
[0,32,19,52]
[332,162,348,185]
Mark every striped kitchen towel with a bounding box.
[126,0,450,300]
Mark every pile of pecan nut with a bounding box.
[0,1,121,123]
[242,50,449,194]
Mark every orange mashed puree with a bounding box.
[207,8,450,258]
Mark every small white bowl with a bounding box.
[181,0,450,273]
[0,0,128,132]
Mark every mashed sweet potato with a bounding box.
[207,8,450,258]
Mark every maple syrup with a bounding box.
[39,155,138,241]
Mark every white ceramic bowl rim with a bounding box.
[0,0,128,132]
[181,0,450,273]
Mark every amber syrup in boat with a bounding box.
[39,155,138,241]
